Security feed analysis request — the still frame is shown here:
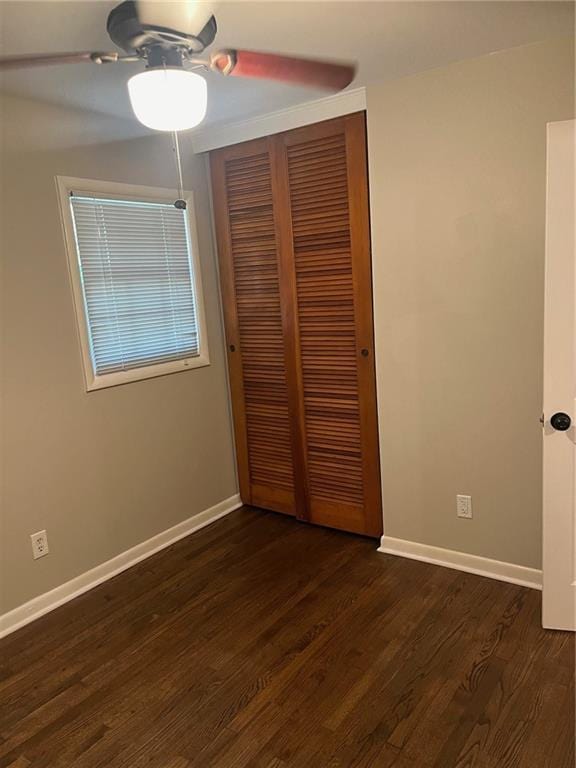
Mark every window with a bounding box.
[57,177,209,390]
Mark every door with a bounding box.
[270,114,382,536]
[211,114,382,537]
[543,119,576,631]
[210,139,301,516]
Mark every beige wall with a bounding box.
[367,38,575,569]
[1,94,238,614]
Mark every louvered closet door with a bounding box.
[272,113,382,536]
[210,139,301,516]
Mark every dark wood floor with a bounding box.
[1,507,573,768]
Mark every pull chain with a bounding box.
[171,130,186,210]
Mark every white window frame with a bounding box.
[56,176,210,391]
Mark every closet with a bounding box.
[210,112,382,537]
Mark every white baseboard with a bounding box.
[378,536,542,590]
[0,494,242,639]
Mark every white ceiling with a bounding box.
[0,0,573,137]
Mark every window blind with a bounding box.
[69,194,200,376]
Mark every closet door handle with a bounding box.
[361,348,369,357]
[229,344,236,353]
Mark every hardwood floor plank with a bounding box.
[0,507,573,768]
[393,582,526,765]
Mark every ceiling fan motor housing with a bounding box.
[106,1,217,57]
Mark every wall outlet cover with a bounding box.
[456,495,473,519]
[31,530,49,559]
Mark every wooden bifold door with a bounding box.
[211,113,382,537]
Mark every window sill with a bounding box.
[85,354,211,391]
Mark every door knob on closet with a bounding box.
[550,412,571,431]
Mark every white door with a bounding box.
[543,119,576,631]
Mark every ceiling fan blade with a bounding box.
[0,52,119,71]
[210,50,355,91]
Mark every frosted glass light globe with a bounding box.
[127,68,207,132]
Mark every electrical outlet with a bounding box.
[31,530,49,559]
[456,495,473,519]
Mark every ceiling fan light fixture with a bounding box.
[127,67,207,131]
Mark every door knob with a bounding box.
[550,412,572,431]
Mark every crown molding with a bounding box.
[191,86,366,153]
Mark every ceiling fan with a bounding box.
[0,0,356,132]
